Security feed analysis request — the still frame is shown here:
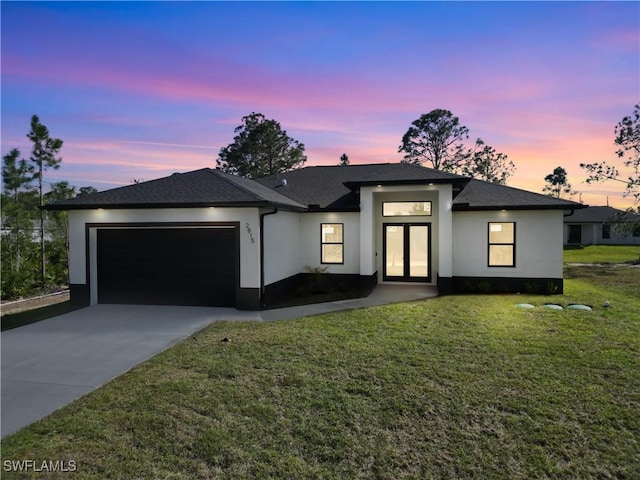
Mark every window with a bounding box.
[602,224,611,239]
[321,223,343,264]
[383,201,431,217]
[488,222,515,267]
[633,224,640,238]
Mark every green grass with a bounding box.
[565,264,640,298]
[2,268,639,479]
[564,244,640,264]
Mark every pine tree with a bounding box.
[26,115,64,286]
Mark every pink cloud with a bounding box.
[591,28,640,52]
[3,3,635,209]
[3,49,393,115]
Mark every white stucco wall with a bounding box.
[263,210,301,285]
[453,210,564,278]
[368,185,446,284]
[596,226,640,245]
[437,185,453,278]
[299,212,361,275]
[263,210,364,287]
[68,208,262,299]
[564,223,640,246]
[359,188,376,276]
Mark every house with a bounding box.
[47,163,585,309]
[0,219,54,243]
[564,205,640,246]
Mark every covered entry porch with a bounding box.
[358,183,453,291]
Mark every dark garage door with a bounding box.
[97,228,237,307]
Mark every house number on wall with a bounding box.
[245,223,255,243]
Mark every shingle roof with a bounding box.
[256,163,466,210]
[46,168,306,210]
[47,163,591,213]
[452,179,585,211]
[564,205,640,223]
[344,162,467,185]
[258,164,583,211]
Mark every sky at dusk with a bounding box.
[2,1,639,208]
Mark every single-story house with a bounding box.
[47,163,585,309]
[564,205,640,246]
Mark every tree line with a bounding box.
[3,105,637,299]
[542,104,639,210]
[217,110,518,185]
[217,107,639,211]
[1,115,96,299]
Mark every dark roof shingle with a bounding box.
[452,179,585,211]
[256,163,465,210]
[564,205,640,223]
[46,168,306,210]
[47,163,590,213]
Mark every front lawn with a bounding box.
[564,244,640,264]
[2,268,639,479]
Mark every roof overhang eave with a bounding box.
[452,203,588,212]
[44,200,307,212]
[343,178,467,191]
[306,206,361,213]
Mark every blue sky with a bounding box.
[2,1,638,207]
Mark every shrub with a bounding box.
[305,266,330,294]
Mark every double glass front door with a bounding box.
[383,223,431,282]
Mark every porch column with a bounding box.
[438,185,453,279]
[359,187,376,275]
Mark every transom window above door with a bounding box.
[382,201,432,217]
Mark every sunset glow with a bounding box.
[2,2,638,208]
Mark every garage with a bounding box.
[96,227,238,307]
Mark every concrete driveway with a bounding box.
[1,285,436,438]
[1,304,260,438]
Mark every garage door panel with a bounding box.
[97,228,237,307]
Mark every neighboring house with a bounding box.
[0,219,53,242]
[47,163,584,309]
[564,206,640,246]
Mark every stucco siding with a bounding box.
[299,212,361,274]
[453,210,563,278]
[371,186,443,284]
[595,229,640,245]
[68,207,261,292]
[359,188,376,276]
[564,222,640,245]
[263,211,301,285]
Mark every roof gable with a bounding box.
[258,164,584,212]
[256,163,465,210]
[452,179,585,211]
[46,168,306,210]
[47,163,591,213]
[564,205,640,223]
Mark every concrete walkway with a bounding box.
[261,284,438,321]
[1,285,436,438]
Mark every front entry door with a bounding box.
[383,223,431,282]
